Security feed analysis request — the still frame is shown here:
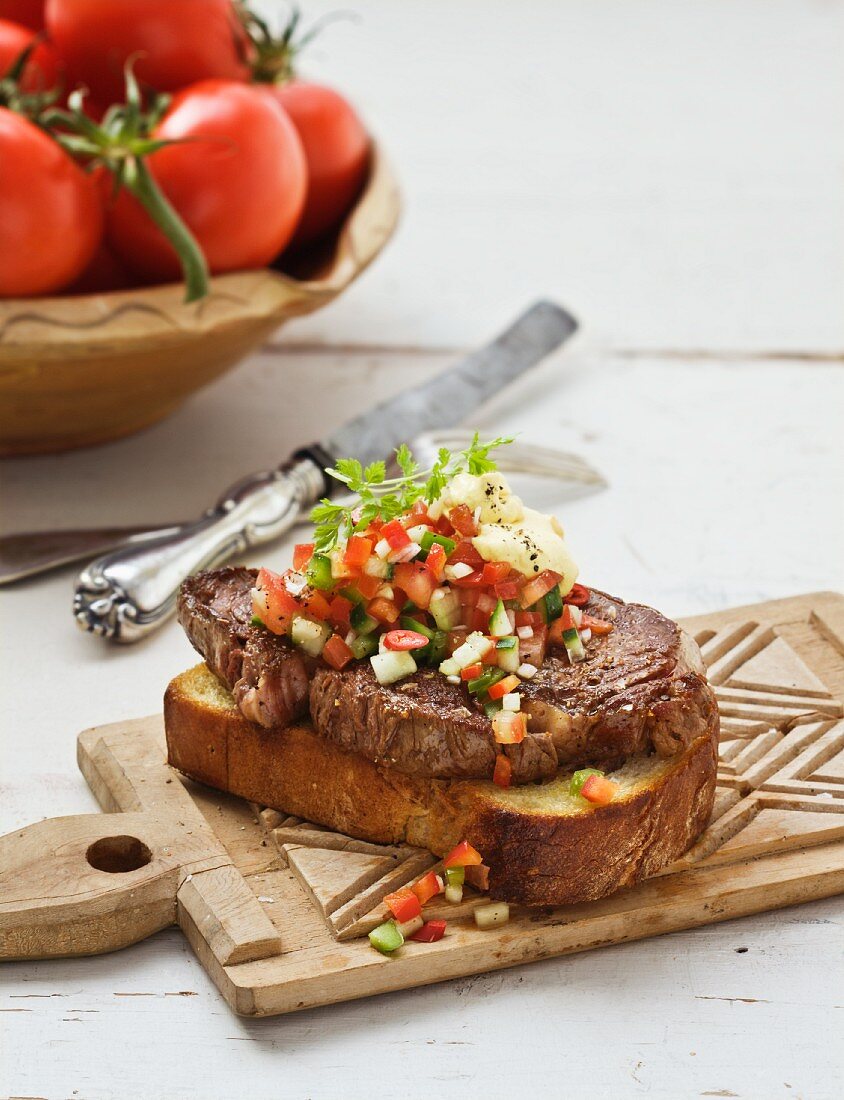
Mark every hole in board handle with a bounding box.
[86,835,152,874]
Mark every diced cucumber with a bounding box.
[350,603,378,633]
[543,585,563,622]
[349,633,378,660]
[370,649,417,685]
[439,657,461,677]
[429,588,461,631]
[369,919,404,954]
[488,598,512,638]
[338,586,364,606]
[444,882,463,904]
[291,617,331,657]
[445,866,465,887]
[305,553,334,591]
[364,556,392,579]
[496,643,521,673]
[495,635,517,649]
[562,626,586,663]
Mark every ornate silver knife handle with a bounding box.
[73,453,328,643]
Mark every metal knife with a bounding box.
[73,300,578,643]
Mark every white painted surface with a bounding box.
[1,1,843,1097]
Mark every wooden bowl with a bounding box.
[0,147,400,456]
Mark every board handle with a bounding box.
[0,812,181,960]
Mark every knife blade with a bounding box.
[73,301,578,642]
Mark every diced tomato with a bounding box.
[354,573,382,600]
[322,634,355,670]
[461,663,483,681]
[470,605,490,632]
[326,594,354,629]
[448,569,487,589]
[518,623,547,667]
[425,541,447,581]
[564,583,590,607]
[253,569,301,635]
[343,535,372,570]
[519,569,563,609]
[493,754,512,789]
[492,711,527,744]
[449,504,478,537]
[515,610,542,628]
[383,629,429,651]
[410,919,447,943]
[393,561,437,610]
[580,774,619,806]
[381,519,412,551]
[481,560,510,585]
[384,887,422,923]
[300,588,331,621]
[547,616,566,646]
[447,539,485,570]
[292,543,314,571]
[581,613,614,636]
[367,596,401,625]
[406,499,432,525]
[411,871,443,906]
[488,674,520,700]
[493,580,521,601]
[443,840,483,868]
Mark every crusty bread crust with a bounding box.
[165,663,719,907]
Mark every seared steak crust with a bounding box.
[178,569,717,785]
[177,567,311,729]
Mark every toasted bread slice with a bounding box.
[165,663,719,907]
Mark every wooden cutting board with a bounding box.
[2,591,843,1016]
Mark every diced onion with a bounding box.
[374,538,391,559]
[474,901,510,929]
[502,692,521,712]
[445,883,463,904]
[518,662,538,679]
[445,562,474,580]
[517,626,534,640]
[446,675,461,684]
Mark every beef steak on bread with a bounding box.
[165,663,719,907]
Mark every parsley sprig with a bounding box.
[310,434,513,552]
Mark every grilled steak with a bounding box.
[178,569,717,785]
[177,567,311,729]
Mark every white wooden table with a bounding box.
[2,2,843,1097]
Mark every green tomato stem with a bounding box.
[123,156,209,303]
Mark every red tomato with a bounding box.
[105,81,307,282]
[45,0,250,104]
[0,0,43,30]
[64,242,132,294]
[580,774,619,806]
[272,81,370,246]
[322,633,354,671]
[0,17,60,92]
[0,108,102,295]
[392,561,436,610]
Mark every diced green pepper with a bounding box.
[421,629,448,667]
[420,531,456,556]
[399,616,435,640]
[444,866,465,887]
[349,634,379,660]
[250,615,264,628]
[484,699,503,718]
[368,919,404,954]
[338,586,364,606]
[350,603,378,633]
[543,585,563,622]
[468,667,507,696]
[306,552,334,591]
[569,768,604,797]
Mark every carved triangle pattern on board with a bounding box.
[252,620,844,932]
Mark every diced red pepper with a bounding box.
[322,634,355,670]
[393,561,437,610]
[460,663,483,681]
[353,573,382,600]
[493,580,522,601]
[519,569,563,609]
[580,774,619,805]
[383,629,430,651]
[443,840,483,868]
[488,674,520,700]
[367,596,401,625]
[447,539,485,570]
[410,919,447,943]
[327,594,354,629]
[448,569,487,589]
[493,754,512,789]
[515,610,542,628]
[299,588,331,621]
[343,535,373,570]
[425,541,447,581]
[481,560,511,585]
[381,519,412,551]
[581,613,614,635]
[292,543,314,571]
[384,887,422,923]
[411,871,443,906]
[564,583,590,607]
[449,504,478,537]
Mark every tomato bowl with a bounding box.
[0,145,399,456]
